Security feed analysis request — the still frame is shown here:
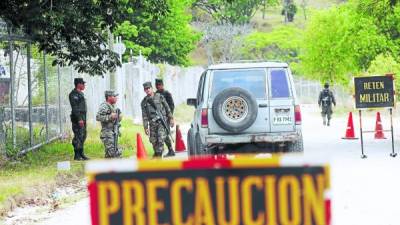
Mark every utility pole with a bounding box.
[107,8,116,90]
[108,26,115,90]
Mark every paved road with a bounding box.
[6,105,400,225]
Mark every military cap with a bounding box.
[324,82,330,88]
[74,78,86,86]
[155,78,163,85]
[143,82,152,89]
[105,90,118,98]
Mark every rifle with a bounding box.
[113,108,121,154]
[148,99,174,143]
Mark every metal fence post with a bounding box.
[27,43,33,147]
[43,51,49,141]
[0,106,5,155]
[57,65,62,134]
[9,38,16,149]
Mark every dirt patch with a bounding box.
[0,171,86,223]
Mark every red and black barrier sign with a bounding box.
[87,157,331,225]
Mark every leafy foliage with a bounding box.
[193,0,279,24]
[301,5,389,85]
[114,0,200,66]
[241,26,303,63]
[366,54,400,96]
[0,0,169,75]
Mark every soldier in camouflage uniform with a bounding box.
[141,82,174,158]
[69,78,89,160]
[155,78,175,157]
[318,82,336,126]
[96,90,122,158]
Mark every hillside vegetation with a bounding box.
[191,0,400,94]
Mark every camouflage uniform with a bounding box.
[141,82,173,157]
[68,78,88,160]
[156,79,175,114]
[96,91,122,158]
[318,84,336,126]
[155,78,175,156]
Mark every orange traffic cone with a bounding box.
[136,133,147,159]
[374,112,386,139]
[342,112,358,139]
[175,125,186,152]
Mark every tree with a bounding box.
[367,54,400,96]
[241,25,303,71]
[193,0,278,24]
[301,5,388,85]
[281,0,297,22]
[196,22,252,64]
[0,0,169,75]
[114,0,200,66]
[352,0,400,59]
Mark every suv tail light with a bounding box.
[295,105,302,125]
[201,109,208,128]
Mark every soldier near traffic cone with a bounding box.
[155,78,175,157]
[318,82,336,126]
[68,78,89,160]
[141,81,175,158]
[96,90,123,158]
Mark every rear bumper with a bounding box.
[205,131,301,144]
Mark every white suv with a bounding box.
[187,61,303,156]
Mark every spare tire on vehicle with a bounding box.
[212,87,258,133]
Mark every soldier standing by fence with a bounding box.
[96,90,122,158]
[318,82,336,126]
[141,82,174,158]
[68,78,89,160]
[155,78,175,157]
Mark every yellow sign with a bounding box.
[87,158,331,225]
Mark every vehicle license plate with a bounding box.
[273,115,292,125]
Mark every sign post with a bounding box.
[354,75,396,158]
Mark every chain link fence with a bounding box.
[0,39,67,157]
[294,76,353,107]
[0,26,352,159]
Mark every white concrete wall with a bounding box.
[64,56,204,124]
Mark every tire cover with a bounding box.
[212,87,258,133]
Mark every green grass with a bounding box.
[174,103,195,124]
[0,119,153,215]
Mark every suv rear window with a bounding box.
[270,69,290,98]
[210,69,266,99]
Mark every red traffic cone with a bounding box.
[374,112,386,139]
[136,133,147,159]
[175,125,187,152]
[342,112,358,139]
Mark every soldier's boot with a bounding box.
[73,149,82,161]
[164,146,175,157]
[153,151,162,158]
[79,149,90,160]
[327,119,330,126]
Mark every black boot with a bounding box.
[164,147,175,157]
[79,149,90,160]
[74,149,82,161]
[153,151,162,158]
